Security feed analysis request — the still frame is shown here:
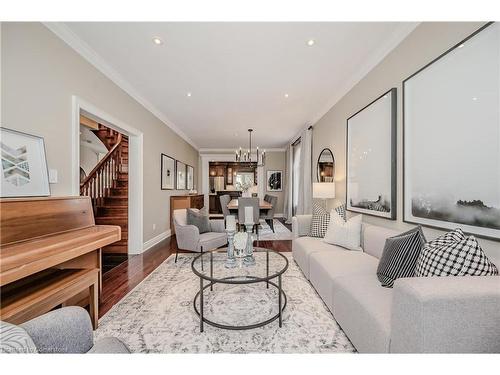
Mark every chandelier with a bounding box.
[235,129,266,166]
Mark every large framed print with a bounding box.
[0,127,50,197]
[161,153,175,190]
[267,170,283,192]
[176,160,186,190]
[346,88,397,219]
[186,164,194,190]
[403,22,500,239]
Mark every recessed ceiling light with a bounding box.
[472,97,478,101]
[307,39,315,46]
[186,92,192,97]
[458,43,464,48]
[152,37,163,45]
[284,93,289,98]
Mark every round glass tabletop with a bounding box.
[191,247,288,283]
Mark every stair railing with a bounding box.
[80,133,123,211]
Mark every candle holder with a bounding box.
[243,223,256,266]
[225,229,237,268]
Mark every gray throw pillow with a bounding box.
[187,208,211,234]
[377,226,426,288]
[0,321,38,353]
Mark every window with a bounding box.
[292,139,301,215]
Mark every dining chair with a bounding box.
[237,197,260,235]
[260,194,277,232]
[220,194,238,230]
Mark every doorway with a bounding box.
[79,115,129,273]
[72,96,144,261]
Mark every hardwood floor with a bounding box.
[99,231,292,317]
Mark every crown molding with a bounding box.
[43,22,199,150]
[199,147,286,154]
[291,22,420,145]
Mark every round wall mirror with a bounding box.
[317,148,335,182]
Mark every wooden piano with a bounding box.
[0,196,121,328]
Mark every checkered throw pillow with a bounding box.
[415,229,498,277]
[310,203,330,238]
[334,203,347,221]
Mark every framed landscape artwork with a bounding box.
[176,160,186,190]
[186,165,194,190]
[403,22,500,239]
[346,88,397,219]
[0,127,50,197]
[161,153,175,190]
[267,170,282,191]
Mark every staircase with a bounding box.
[80,125,129,273]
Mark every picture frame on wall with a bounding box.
[176,160,186,190]
[186,164,194,190]
[403,22,500,239]
[267,170,283,192]
[346,88,397,219]
[0,127,50,198]
[161,153,175,190]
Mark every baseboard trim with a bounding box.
[142,229,171,253]
[274,213,284,218]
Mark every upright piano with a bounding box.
[0,196,121,328]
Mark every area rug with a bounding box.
[95,252,355,353]
[257,219,294,240]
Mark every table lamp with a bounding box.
[313,182,336,210]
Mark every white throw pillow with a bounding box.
[323,212,362,251]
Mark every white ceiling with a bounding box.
[51,22,418,149]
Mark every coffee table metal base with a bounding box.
[193,276,287,332]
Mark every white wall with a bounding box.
[312,22,500,263]
[1,22,199,247]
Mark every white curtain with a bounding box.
[296,128,313,215]
[283,143,293,223]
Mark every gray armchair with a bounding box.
[173,208,227,263]
[1,307,129,353]
[261,195,278,232]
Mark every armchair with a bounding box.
[1,306,129,353]
[173,208,227,263]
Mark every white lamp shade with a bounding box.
[313,182,336,199]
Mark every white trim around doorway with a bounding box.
[71,96,144,254]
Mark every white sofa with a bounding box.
[292,214,500,353]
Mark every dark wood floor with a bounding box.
[99,218,292,317]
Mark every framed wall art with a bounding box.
[0,127,50,197]
[186,164,194,190]
[267,170,282,192]
[346,88,397,219]
[403,22,500,239]
[176,160,186,190]
[161,153,175,190]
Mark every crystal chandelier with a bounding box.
[235,129,266,166]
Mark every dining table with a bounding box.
[226,198,273,211]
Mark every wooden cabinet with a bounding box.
[170,194,204,234]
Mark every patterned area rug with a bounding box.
[95,253,355,353]
[257,219,294,240]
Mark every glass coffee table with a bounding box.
[191,247,288,332]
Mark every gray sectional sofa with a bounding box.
[292,214,500,353]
